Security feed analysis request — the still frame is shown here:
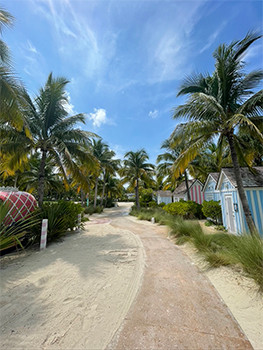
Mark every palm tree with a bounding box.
[0,8,27,129]
[90,139,110,208]
[157,138,189,198]
[121,149,155,209]
[172,32,263,235]
[0,73,96,206]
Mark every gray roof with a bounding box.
[156,190,173,197]
[210,173,220,182]
[173,180,194,195]
[220,167,263,188]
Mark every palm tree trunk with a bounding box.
[94,178,98,208]
[184,170,190,201]
[38,149,47,207]
[100,172,106,207]
[226,131,258,236]
[80,189,85,207]
[135,178,140,209]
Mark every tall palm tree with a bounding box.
[172,32,263,235]
[0,73,96,206]
[121,149,155,209]
[0,8,27,129]
[90,139,112,208]
[157,138,189,198]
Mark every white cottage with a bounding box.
[173,179,204,204]
[203,173,220,202]
[156,190,173,205]
[216,167,263,235]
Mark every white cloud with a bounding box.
[149,110,158,119]
[88,108,108,127]
[62,91,76,115]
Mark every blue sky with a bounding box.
[3,0,263,163]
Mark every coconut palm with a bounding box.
[121,149,155,209]
[157,138,189,198]
[0,8,27,129]
[0,73,96,206]
[172,32,263,234]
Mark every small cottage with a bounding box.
[216,167,263,235]
[173,179,204,204]
[156,190,173,205]
[203,173,220,202]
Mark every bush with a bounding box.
[202,200,222,224]
[0,201,40,252]
[158,202,166,208]
[30,201,83,243]
[84,206,104,215]
[148,200,158,208]
[163,201,203,219]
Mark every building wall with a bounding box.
[157,195,172,205]
[219,177,263,236]
[190,181,204,204]
[204,177,220,202]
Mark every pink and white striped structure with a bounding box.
[173,179,204,204]
[0,187,37,226]
[40,219,48,250]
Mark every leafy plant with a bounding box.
[31,201,83,243]
[202,200,222,224]
[163,201,203,219]
[0,201,40,252]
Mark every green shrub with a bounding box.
[202,200,222,224]
[163,201,203,219]
[148,200,158,208]
[84,206,104,215]
[205,220,213,226]
[158,202,166,208]
[31,201,83,243]
[0,201,40,252]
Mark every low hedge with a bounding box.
[163,200,203,219]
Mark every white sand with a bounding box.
[0,221,145,350]
[178,242,263,350]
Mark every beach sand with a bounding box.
[0,203,262,349]
[0,217,145,350]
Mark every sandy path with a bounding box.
[0,204,145,350]
[1,203,261,349]
[108,215,253,349]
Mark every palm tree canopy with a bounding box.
[0,73,97,191]
[171,32,263,178]
[121,149,155,187]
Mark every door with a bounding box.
[224,195,236,233]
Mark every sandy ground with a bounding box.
[0,203,262,349]
[178,242,263,350]
[0,205,145,350]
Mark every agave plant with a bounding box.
[0,201,40,252]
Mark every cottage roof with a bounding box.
[156,190,173,197]
[202,172,220,191]
[210,173,220,182]
[173,180,195,196]
[216,167,263,189]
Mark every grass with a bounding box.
[130,207,263,292]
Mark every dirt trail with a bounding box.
[108,212,253,350]
[0,203,255,349]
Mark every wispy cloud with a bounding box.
[149,110,158,119]
[32,0,117,80]
[199,21,227,54]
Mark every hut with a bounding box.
[202,173,220,202]
[156,190,173,205]
[216,167,263,235]
[173,179,204,204]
